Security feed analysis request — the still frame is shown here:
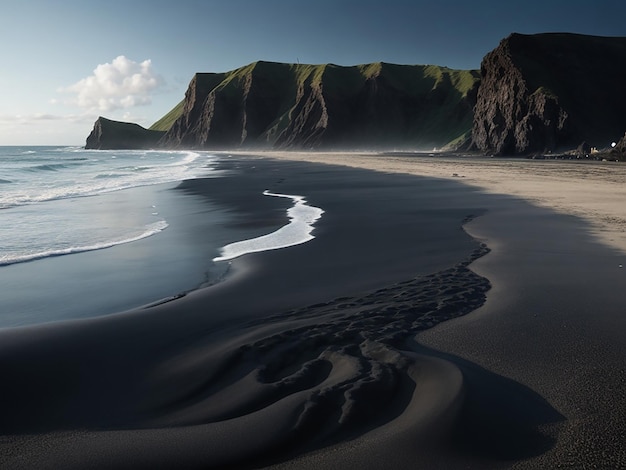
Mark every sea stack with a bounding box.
[85,117,165,150]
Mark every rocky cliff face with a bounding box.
[85,117,165,150]
[157,61,479,150]
[473,33,626,155]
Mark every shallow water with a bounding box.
[0,183,239,327]
[0,146,218,266]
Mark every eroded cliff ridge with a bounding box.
[472,33,626,155]
[155,61,479,150]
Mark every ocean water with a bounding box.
[0,146,325,328]
[0,146,225,327]
[0,146,217,266]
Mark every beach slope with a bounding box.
[1,155,624,468]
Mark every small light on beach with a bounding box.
[611,142,617,148]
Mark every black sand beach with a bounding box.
[0,156,624,469]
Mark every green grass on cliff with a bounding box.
[447,69,481,97]
[148,61,479,147]
[150,100,184,131]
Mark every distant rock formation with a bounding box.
[472,33,626,156]
[86,34,626,156]
[85,117,165,150]
[156,61,479,150]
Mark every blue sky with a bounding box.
[1,0,624,145]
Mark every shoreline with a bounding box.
[0,155,624,468]
[0,178,262,328]
[0,157,495,468]
[224,150,626,254]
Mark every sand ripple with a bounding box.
[135,242,492,466]
[0,216,494,469]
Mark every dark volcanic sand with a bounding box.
[0,156,624,469]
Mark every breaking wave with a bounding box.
[0,220,169,267]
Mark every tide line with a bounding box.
[0,220,169,267]
[213,190,324,262]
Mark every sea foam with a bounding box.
[213,191,324,262]
[0,220,169,267]
[0,149,210,209]
[0,147,222,270]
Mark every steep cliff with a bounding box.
[85,117,165,150]
[157,61,480,150]
[473,33,626,155]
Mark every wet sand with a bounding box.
[248,151,626,253]
[1,154,624,469]
[248,152,626,469]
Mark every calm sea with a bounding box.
[0,146,227,327]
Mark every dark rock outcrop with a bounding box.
[157,61,480,150]
[85,117,165,150]
[472,33,626,156]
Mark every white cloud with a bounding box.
[0,112,98,127]
[0,112,101,145]
[59,56,165,112]
[0,113,54,124]
[31,113,63,121]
